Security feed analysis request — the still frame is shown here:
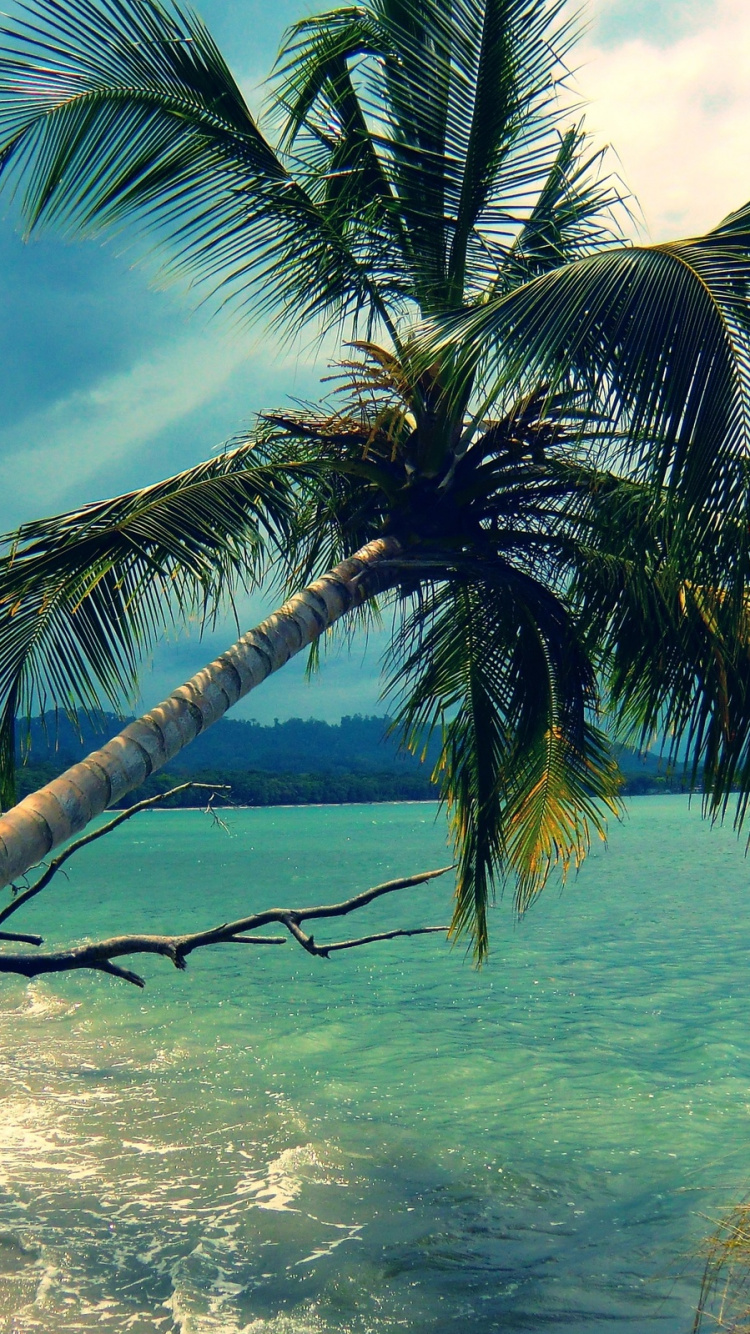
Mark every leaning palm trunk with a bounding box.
[0,537,399,891]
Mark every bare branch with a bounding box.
[0,866,455,987]
[96,960,150,988]
[0,782,232,929]
[0,929,43,945]
[308,925,450,956]
[291,866,455,923]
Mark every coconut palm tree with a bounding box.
[0,0,748,961]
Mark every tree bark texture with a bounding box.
[0,866,452,987]
[0,536,400,892]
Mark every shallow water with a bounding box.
[0,797,748,1331]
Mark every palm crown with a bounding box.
[1,0,750,956]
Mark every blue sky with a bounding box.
[0,0,747,723]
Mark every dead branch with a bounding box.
[305,925,450,955]
[0,866,454,988]
[0,782,232,928]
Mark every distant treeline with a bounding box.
[16,762,438,807]
[13,713,686,806]
[621,772,691,796]
[16,711,438,775]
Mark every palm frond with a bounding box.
[388,582,509,957]
[273,7,398,231]
[443,208,747,536]
[378,0,583,305]
[0,443,297,804]
[501,122,628,286]
[432,208,750,568]
[0,0,393,333]
[568,466,750,832]
[388,568,622,958]
[439,0,578,299]
[274,0,593,313]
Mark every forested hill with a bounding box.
[15,713,440,805]
[17,713,437,774]
[14,713,681,806]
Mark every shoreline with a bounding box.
[132,791,689,812]
[135,798,441,810]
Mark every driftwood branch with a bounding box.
[0,782,231,928]
[0,867,454,988]
[0,928,45,945]
[305,925,450,954]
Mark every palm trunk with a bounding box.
[0,536,400,892]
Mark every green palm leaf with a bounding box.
[501,123,627,286]
[434,208,750,563]
[0,443,296,806]
[273,0,600,314]
[0,0,391,332]
[389,569,622,958]
[568,465,750,831]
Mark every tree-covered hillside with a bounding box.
[18,712,434,771]
[14,713,682,807]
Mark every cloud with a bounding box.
[0,332,242,523]
[578,0,750,239]
[0,328,321,528]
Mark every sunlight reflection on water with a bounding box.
[0,799,747,1330]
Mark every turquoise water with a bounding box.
[0,797,749,1331]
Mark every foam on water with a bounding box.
[0,799,748,1330]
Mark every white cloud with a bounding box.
[0,332,244,519]
[0,328,317,526]
[578,0,750,239]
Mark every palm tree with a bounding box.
[0,0,748,960]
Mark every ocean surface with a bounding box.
[0,797,748,1332]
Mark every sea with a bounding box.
[0,796,748,1332]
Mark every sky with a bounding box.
[0,0,748,724]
